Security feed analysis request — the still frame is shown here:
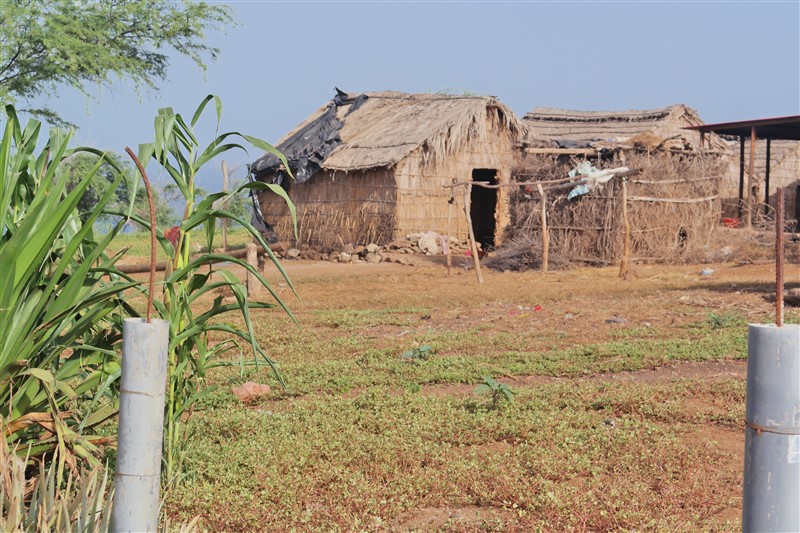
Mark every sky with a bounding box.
[23,1,800,190]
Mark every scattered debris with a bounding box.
[605,316,627,324]
[483,235,569,272]
[701,268,714,276]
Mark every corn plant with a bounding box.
[0,105,138,476]
[132,95,296,486]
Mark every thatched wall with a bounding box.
[260,169,397,249]
[507,151,726,264]
[393,113,517,241]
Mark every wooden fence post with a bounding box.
[619,178,631,278]
[246,243,261,297]
[463,184,484,284]
[537,183,549,274]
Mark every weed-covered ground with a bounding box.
[162,259,798,531]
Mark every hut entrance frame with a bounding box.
[470,169,498,248]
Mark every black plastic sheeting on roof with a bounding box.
[250,89,369,187]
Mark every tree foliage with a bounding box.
[62,152,176,230]
[0,0,233,120]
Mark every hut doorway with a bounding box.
[470,169,498,249]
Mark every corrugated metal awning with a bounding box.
[685,115,800,140]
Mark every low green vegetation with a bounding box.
[158,262,788,530]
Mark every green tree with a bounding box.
[0,0,233,122]
[61,152,175,230]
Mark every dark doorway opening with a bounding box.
[470,169,498,249]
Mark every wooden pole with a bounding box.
[738,136,745,220]
[463,184,484,284]
[746,126,757,230]
[619,178,630,278]
[536,183,549,274]
[245,243,261,297]
[221,160,230,251]
[446,194,453,277]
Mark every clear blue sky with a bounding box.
[26,1,800,189]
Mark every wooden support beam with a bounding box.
[463,184,484,284]
[523,147,597,156]
[619,178,630,279]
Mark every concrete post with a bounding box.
[112,318,169,533]
[743,323,800,532]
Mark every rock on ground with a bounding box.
[231,381,271,402]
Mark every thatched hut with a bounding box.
[509,105,729,265]
[251,90,524,249]
[521,104,727,151]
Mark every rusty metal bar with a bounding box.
[776,188,784,327]
[764,139,771,217]
[746,126,757,229]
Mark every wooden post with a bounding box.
[245,243,261,297]
[536,183,549,274]
[221,160,230,251]
[619,178,631,278]
[446,193,453,277]
[746,126,757,230]
[463,184,484,284]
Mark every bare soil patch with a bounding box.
[393,505,516,532]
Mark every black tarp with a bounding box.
[250,89,369,187]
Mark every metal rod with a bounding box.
[764,140,771,217]
[776,188,784,327]
[746,127,757,229]
[112,318,169,533]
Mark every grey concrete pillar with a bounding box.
[743,323,800,532]
[112,318,169,533]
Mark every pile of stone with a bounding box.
[278,231,474,265]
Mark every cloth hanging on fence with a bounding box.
[566,162,630,200]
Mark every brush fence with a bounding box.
[507,151,726,264]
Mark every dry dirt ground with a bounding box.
[162,255,798,531]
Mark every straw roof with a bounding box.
[522,104,712,149]
[253,91,525,178]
